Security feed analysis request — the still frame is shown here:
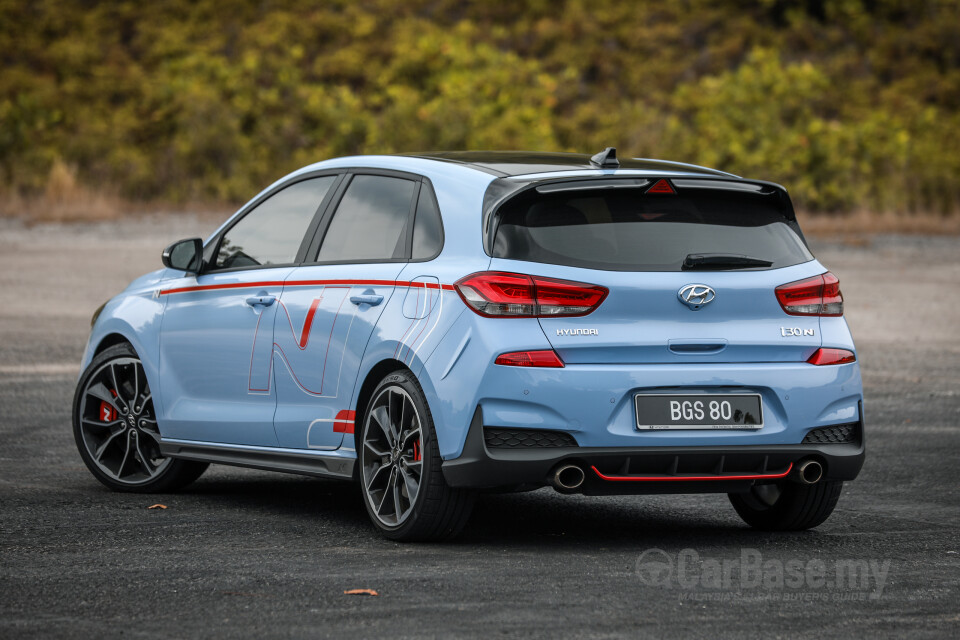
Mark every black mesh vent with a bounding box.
[484,428,578,449]
[803,423,858,444]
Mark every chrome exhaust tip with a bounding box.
[795,460,824,485]
[551,464,586,493]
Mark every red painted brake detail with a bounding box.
[413,440,421,462]
[333,410,356,434]
[99,401,117,422]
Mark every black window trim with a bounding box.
[201,170,346,275]
[301,167,444,267]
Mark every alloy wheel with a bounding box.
[77,357,169,485]
[361,386,425,527]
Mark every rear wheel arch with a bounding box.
[357,365,475,540]
[354,359,413,432]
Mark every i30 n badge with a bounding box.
[74,149,864,541]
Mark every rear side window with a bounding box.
[412,183,443,260]
[317,175,416,262]
[493,187,812,271]
[216,176,335,269]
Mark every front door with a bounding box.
[157,175,338,446]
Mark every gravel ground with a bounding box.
[0,216,958,639]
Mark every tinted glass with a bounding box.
[317,175,416,262]
[412,183,443,259]
[493,188,813,271]
[216,177,335,269]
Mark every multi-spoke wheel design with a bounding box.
[73,342,208,493]
[77,356,169,484]
[357,371,476,541]
[361,386,424,527]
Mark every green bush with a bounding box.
[1,0,957,213]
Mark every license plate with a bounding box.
[635,394,763,430]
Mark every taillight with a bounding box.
[775,272,844,316]
[495,350,565,368]
[807,348,856,365]
[455,272,608,318]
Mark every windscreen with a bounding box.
[492,187,813,272]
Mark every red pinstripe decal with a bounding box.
[160,279,455,295]
[267,288,349,395]
[161,281,286,295]
[247,300,273,392]
[590,463,794,482]
[317,290,350,389]
[288,279,404,288]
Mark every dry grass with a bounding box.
[799,210,960,237]
[0,160,236,224]
[3,167,959,236]
[0,160,125,223]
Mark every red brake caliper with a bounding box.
[100,389,119,422]
[100,401,117,422]
[413,440,421,462]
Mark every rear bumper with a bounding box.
[442,407,865,495]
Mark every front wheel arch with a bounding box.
[73,341,208,493]
[93,332,132,357]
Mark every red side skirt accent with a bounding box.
[590,463,793,482]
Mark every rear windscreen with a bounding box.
[492,187,813,271]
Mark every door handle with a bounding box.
[350,292,384,306]
[245,293,276,307]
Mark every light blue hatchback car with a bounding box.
[74,149,864,540]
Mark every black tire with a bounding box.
[73,342,208,493]
[358,370,475,541]
[728,480,843,531]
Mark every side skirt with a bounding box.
[159,439,357,481]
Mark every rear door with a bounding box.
[271,172,421,450]
[488,179,823,365]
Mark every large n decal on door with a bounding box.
[248,286,354,397]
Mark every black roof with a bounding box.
[401,151,733,178]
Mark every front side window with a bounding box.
[316,174,416,262]
[215,176,336,269]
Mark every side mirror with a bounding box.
[162,238,204,274]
